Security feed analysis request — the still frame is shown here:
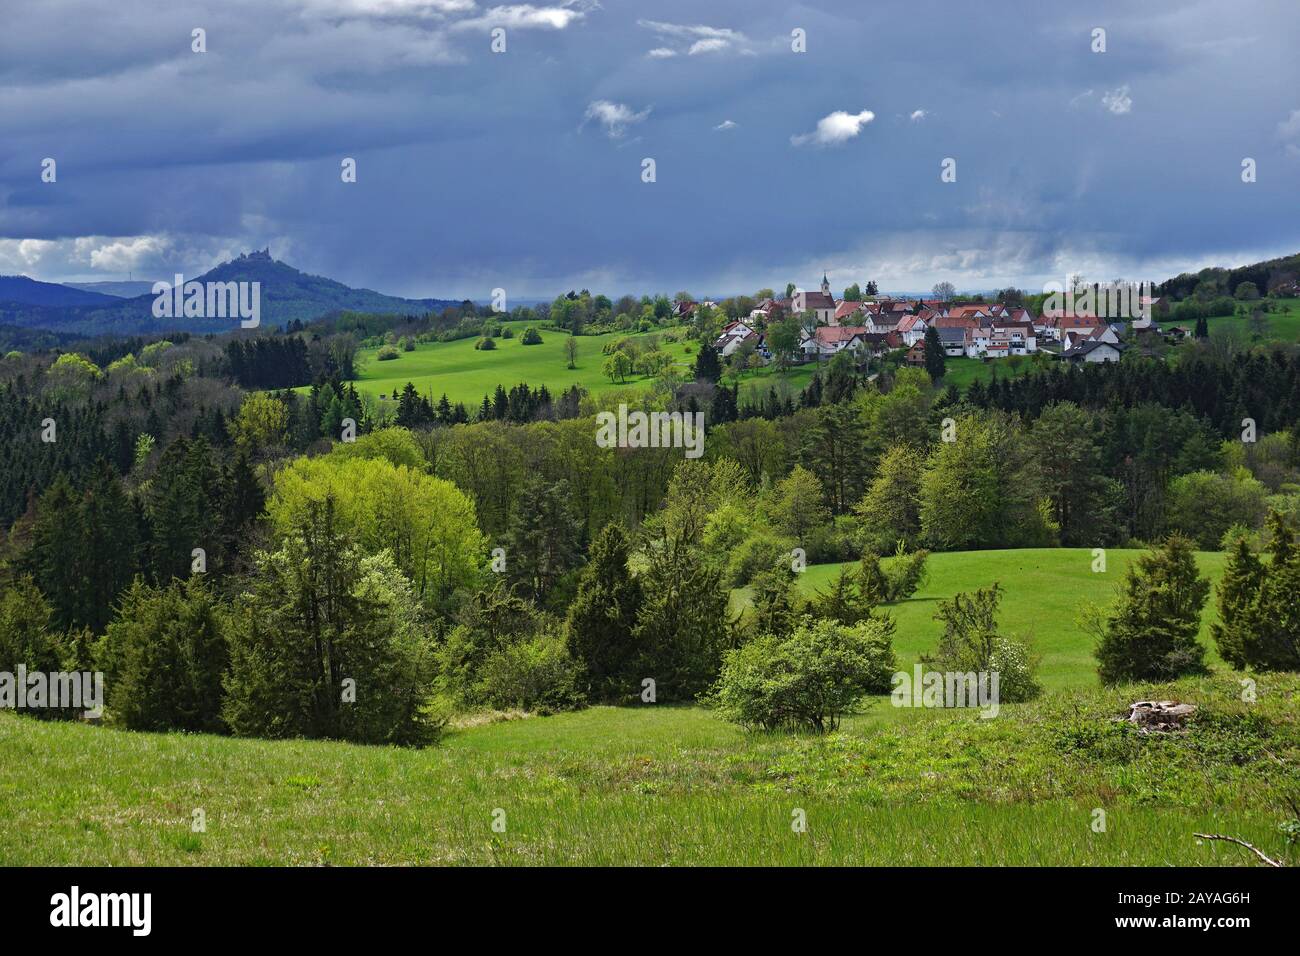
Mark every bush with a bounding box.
[435,585,557,709]
[476,631,586,715]
[883,547,930,601]
[500,326,514,339]
[709,616,896,732]
[376,345,400,361]
[401,337,416,352]
[725,532,795,588]
[924,583,1041,702]
[474,337,497,351]
[520,326,543,345]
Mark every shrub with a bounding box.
[924,583,1041,702]
[401,337,416,352]
[500,326,514,339]
[376,345,401,361]
[883,546,930,602]
[435,585,557,709]
[709,616,896,732]
[474,337,497,351]
[476,630,586,715]
[0,576,79,721]
[520,326,543,345]
[725,531,795,588]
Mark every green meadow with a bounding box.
[735,548,1229,691]
[336,321,693,407]
[1159,298,1300,342]
[2,670,1293,866]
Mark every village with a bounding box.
[707,274,1176,369]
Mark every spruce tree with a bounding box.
[693,342,721,383]
[1231,512,1300,670]
[1094,535,1210,684]
[923,325,946,381]
[1211,534,1266,668]
[565,523,642,700]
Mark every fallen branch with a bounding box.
[1194,833,1284,868]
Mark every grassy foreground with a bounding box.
[2,672,1296,866]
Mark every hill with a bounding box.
[0,250,461,336]
[63,280,158,298]
[0,275,120,307]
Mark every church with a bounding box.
[790,273,837,325]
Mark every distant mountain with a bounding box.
[0,250,462,335]
[63,280,158,298]
[0,275,121,308]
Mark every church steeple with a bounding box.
[821,272,830,296]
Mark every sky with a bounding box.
[1,0,1298,300]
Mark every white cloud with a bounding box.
[637,19,748,56]
[790,109,875,147]
[454,4,587,31]
[646,47,676,58]
[1102,85,1132,115]
[713,119,736,131]
[688,37,730,55]
[0,234,251,280]
[909,109,927,122]
[583,99,650,138]
[299,0,479,17]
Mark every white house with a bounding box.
[1060,325,1119,351]
[714,320,760,357]
[896,313,930,346]
[1063,340,1125,363]
[799,325,870,359]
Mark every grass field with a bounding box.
[335,320,695,407]
[2,669,1295,866]
[1159,297,1300,341]
[735,548,1229,691]
[937,354,1048,390]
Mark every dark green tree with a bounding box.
[1093,535,1210,684]
[923,325,946,380]
[565,523,643,700]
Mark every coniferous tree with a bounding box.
[504,477,584,607]
[1212,533,1267,668]
[923,325,946,381]
[693,342,721,383]
[565,523,643,700]
[1224,513,1300,670]
[1093,535,1210,684]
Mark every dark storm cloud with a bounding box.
[1,0,1296,297]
